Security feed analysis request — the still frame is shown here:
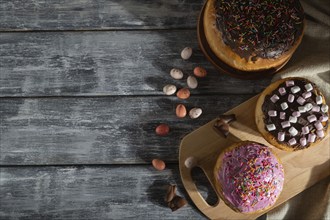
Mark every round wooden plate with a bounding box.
[197,3,290,80]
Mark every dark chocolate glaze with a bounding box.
[214,0,305,60]
[262,79,328,150]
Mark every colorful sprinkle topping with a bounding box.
[217,143,284,213]
[214,0,304,60]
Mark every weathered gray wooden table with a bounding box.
[0,1,272,219]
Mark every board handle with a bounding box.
[180,161,222,219]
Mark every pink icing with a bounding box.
[217,143,284,213]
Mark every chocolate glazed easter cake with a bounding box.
[256,78,329,151]
[203,0,305,72]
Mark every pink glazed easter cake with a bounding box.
[214,141,284,213]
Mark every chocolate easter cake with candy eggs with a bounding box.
[256,77,329,151]
[203,0,305,72]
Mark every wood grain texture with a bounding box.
[0,95,252,165]
[0,0,203,31]
[0,30,271,97]
[0,165,207,219]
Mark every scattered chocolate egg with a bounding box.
[163,84,177,95]
[155,124,170,136]
[187,76,198,89]
[189,108,202,119]
[176,104,187,118]
[152,159,166,171]
[170,68,184,80]
[176,88,190,100]
[193,66,207,78]
[181,47,193,60]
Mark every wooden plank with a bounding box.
[0,95,252,165]
[0,30,271,97]
[0,165,207,219]
[0,0,203,31]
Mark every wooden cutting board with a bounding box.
[179,95,330,220]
